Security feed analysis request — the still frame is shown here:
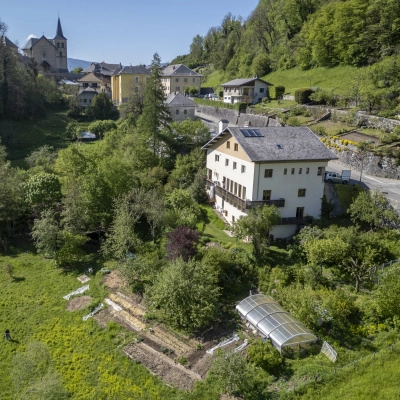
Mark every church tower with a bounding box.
[53,17,68,72]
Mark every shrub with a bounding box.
[286,117,301,126]
[247,339,283,375]
[269,85,285,100]
[295,88,314,104]
[312,126,327,136]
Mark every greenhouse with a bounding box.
[236,294,317,352]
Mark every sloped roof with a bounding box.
[23,35,54,50]
[202,126,338,163]
[162,64,202,77]
[166,92,196,107]
[221,77,272,87]
[114,65,151,75]
[78,72,104,83]
[22,37,39,49]
[1,36,18,49]
[83,62,122,75]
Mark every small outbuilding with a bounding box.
[236,294,317,352]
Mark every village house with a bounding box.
[111,65,151,105]
[166,92,197,122]
[221,77,271,105]
[161,64,202,96]
[203,126,337,239]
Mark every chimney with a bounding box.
[219,119,229,134]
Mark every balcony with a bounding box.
[246,199,285,208]
[206,179,285,210]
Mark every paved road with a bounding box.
[327,160,400,212]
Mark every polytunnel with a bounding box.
[236,294,317,352]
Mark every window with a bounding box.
[299,168,302,174]
[193,78,195,82]
[207,169,212,179]
[184,109,187,114]
[291,168,295,175]
[263,190,271,201]
[238,185,242,198]
[317,167,323,176]
[134,86,139,92]
[176,110,179,114]
[283,168,287,175]
[175,78,179,82]
[135,77,139,83]
[296,207,304,218]
[260,88,264,93]
[298,189,306,197]
[233,162,237,170]
[306,167,310,174]
[241,165,246,173]
[242,186,246,200]
[215,155,220,162]
[225,159,229,166]
[264,169,273,178]
[61,43,64,48]
[234,143,238,151]
[57,43,60,48]
[176,86,180,91]
[184,78,188,82]
[59,52,62,56]
[226,141,230,149]
[234,182,238,195]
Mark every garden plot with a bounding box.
[124,342,201,391]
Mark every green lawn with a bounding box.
[0,241,200,399]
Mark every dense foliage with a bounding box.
[173,0,400,76]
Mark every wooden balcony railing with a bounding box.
[206,179,285,210]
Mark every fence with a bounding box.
[289,341,400,394]
[374,258,400,284]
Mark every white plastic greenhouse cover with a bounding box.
[236,294,317,351]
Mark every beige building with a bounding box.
[203,126,337,238]
[22,17,68,73]
[161,64,202,96]
[166,92,197,122]
[111,65,151,105]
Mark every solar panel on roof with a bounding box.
[239,128,264,137]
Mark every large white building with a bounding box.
[203,126,337,239]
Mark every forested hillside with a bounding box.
[173,0,400,76]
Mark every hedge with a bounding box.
[295,88,315,104]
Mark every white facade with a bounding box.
[204,128,334,239]
[221,78,269,105]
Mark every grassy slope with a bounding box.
[0,242,222,399]
[0,110,71,168]
[203,65,360,95]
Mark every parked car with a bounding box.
[325,170,351,184]
[205,93,219,101]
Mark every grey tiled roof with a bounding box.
[221,77,272,87]
[162,64,202,77]
[83,62,122,74]
[116,65,150,75]
[203,126,338,162]
[22,37,39,49]
[1,36,18,49]
[166,93,196,107]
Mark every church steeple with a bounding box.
[55,17,66,39]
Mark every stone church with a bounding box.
[22,17,68,73]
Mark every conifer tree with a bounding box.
[137,53,171,162]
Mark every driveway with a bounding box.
[327,160,400,212]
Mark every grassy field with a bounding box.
[0,241,188,400]
[0,110,71,168]
[202,65,360,96]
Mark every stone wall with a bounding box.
[331,145,400,179]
